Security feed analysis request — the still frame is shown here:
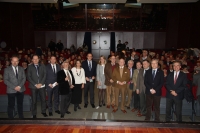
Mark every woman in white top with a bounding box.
[96,55,106,107]
[71,60,86,111]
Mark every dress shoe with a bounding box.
[131,108,137,112]
[49,112,53,116]
[84,104,88,108]
[60,115,64,118]
[111,104,115,109]
[121,110,127,113]
[55,110,60,114]
[103,103,106,106]
[74,105,77,111]
[112,109,118,113]
[127,107,130,109]
[91,104,95,108]
[33,115,37,119]
[77,105,81,109]
[66,111,71,114]
[106,105,110,108]
[137,113,143,117]
[41,113,48,117]
[99,105,102,107]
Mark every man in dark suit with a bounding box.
[4,55,26,119]
[165,61,187,122]
[27,55,47,118]
[82,53,97,108]
[57,61,75,118]
[193,67,200,104]
[45,55,61,116]
[56,40,64,51]
[48,39,56,52]
[144,59,164,121]
[125,51,139,68]
[117,40,122,53]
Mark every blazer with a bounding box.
[104,62,119,86]
[45,63,61,87]
[96,64,105,82]
[128,67,135,90]
[27,63,46,89]
[112,66,130,89]
[132,69,139,91]
[193,72,200,96]
[4,66,26,93]
[166,71,187,100]
[82,60,97,79]
[144,68,164,96]
[57,70,75,95]
[136,68,146,93]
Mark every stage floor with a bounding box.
[0,125,200,133]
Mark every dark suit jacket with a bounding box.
[144,68,164,96]
[57,70,75,95]
[45,64,61,87]
[193,72,200,96]
[104,62,119,86]
[27,63,46,89]
[165,71,187,100]
[82,60,97,79]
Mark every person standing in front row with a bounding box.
[82,53,97,108]
[45,55,61,116]
[125,60,135,109]
[104,55,118,109]
[4,55,26,119]
[165,61,187,122]
[112,58,130,113]
[71,60,86,111]
[144,59,164,121]
[136,60,150,117]
[57,61,75,118]
[27,55,47,118]
[96,55,107,107]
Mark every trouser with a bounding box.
[7,92,24,119]
[47,86,59,112]
[125,84,133,107]
[84,81,94,104]
[60,92,72,116]
[114,87,126,110]
[106,85,115,106]
[139,92,146,115]
[133,90,140,109]
[31,88,46,115]
[166,98,182,122]
[145,94,161,121]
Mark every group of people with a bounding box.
[2,47,200,122]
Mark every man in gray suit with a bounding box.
[46,55,61,116]
[193,67,200,104]
[136,60,150,117]
[4,55,26,119]
[27,55,47,118]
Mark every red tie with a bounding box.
[174,72,178,84]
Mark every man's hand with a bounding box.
[70,85,74,89]
[14,86,21,92]
[170,90,177,96]
[92,76,95,80]
[37,84,42,89]
[110,79,114,83]
[86,77,90,81]
[136,89,139,94]
[150,89,156,94]
[81,84,84,89]
[49,84,53,88]
[65,77,69,81]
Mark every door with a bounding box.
[91,32,110,60]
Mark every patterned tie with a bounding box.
[35,65,39,77]
[130,68,132,78]
[15,66,18,79]
[174,72,178,84]
[67,70,71,86]
[89,61,92,71]
[152,70,156,80]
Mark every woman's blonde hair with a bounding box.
[98,55,107,65]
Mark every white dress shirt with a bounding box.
[71,67,86,84]
[64,69,72,85]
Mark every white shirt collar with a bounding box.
[120,66,124,69]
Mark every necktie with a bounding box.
[152,70,156,80]
[174,72,178,84]
[89,61,92,71]
[35,65,39,77]
[15,67,18,79]
[130,69,132,78]
[143,70,146,77]
[53,65,56,74]
[67,70,71,86]
[120,67,123,77]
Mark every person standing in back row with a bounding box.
[82,53,97,108]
